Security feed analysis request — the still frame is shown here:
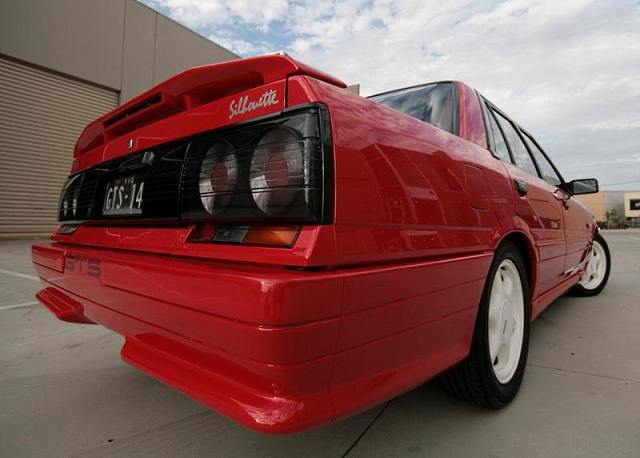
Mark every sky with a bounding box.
[142,0,640,189]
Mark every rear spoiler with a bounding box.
[74,54,346,157]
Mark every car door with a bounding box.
[482,101,567,297]
[520,132,593,276]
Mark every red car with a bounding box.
[32,54,611,434]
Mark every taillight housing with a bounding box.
[181,106,332,224]
[55,105,332,227]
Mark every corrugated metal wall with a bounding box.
[0,55,118,238]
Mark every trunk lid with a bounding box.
[72,54,345,173]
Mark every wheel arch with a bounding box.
[495,230,537,307]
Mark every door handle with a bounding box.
[513,179,528,195]
[554,189,570,209]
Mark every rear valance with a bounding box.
[74,54,346,157]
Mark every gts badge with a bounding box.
[65,255,101,278]
[229,89,279,119]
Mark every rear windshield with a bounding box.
[369,83,456,134]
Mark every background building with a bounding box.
[577,190,640,228]
[0,0,237,238]
[575,192,607,223]
[575,191,626,223]
[624,191,640,226]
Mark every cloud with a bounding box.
[207,33,272,56]
[142,0,640,188]
[144,0,289,28]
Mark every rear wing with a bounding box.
[74,54,346,157]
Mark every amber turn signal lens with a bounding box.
[242,226,300,247]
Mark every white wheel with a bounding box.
[488,259,525,384]
[579,240,607,290]
[441,241,530,408]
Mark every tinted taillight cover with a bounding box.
[58,143,187,223]
[57,105,332,225]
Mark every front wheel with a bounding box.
[568,232,611,297]
[441,241,530,408]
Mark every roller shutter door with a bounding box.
[0,55,119,238]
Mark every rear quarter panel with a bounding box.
[287,76,528,418]
[289,75,516,266]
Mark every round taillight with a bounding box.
[250,127,304,214]
[199,140,237,214]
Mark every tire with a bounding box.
[568,232,611,297]
[441,241,531,408]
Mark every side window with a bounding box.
[493,111,539,177]
[370,83,455,133]
[522,134,562,186]
[485,109,512,163]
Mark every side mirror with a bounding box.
[562,178,599,195]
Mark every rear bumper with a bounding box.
[35,285,334,434]
[32,242,490,434]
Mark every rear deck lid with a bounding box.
[72,54,345,172]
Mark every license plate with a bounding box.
[103,175,144,216]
